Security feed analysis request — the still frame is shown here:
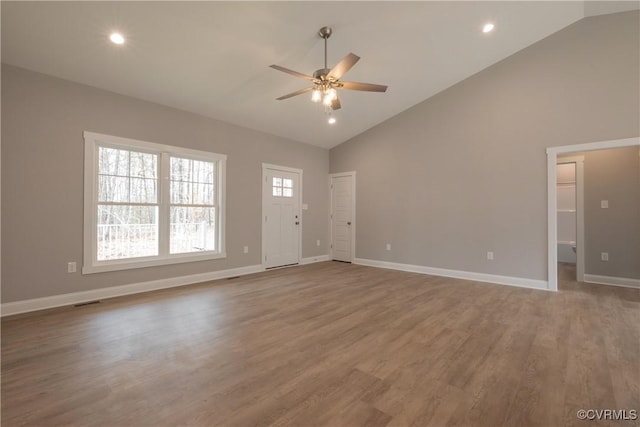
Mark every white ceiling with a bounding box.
[1,2,635,149]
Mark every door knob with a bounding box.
[295,221,300,225]
[347,221,351,225]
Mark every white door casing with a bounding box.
[546,136,639,291]
[262,164,302,268]
[330,172,355,262]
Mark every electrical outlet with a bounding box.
[386,243,391,251]
[601,200,609,208]
[316,240,320,246]
[243,246,249,254]
[601,252,609,261]
[487,251,494,260]
[67,262,77,273]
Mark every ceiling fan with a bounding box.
[270,26,388,114]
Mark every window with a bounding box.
[272,176,293,197]
[84,132,226,273]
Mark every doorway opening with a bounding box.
[556,156,584,283]
[546,137,639,291]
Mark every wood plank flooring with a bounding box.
[2,262,638,426]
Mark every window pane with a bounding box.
[171,157,190,181]
[97,205,158,260]
[99,175,129,203]
[170,207,216,253]
[171,180,192,204]
[130,178,157,203]
[130,151,157,179]
[170,157,215,206]
[283,188,293,197]
[99,147,129,177]
[192,182,214,205]
[99,147,158,204]
[283,179,292,188]
[273,177,282,186]
[170,157,215,183]
[273,187,282,196]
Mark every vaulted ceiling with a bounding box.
[2,1,637,148]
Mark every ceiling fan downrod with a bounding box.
[318,26,332,71]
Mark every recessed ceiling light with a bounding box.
[109,32,125,45]
[482,23,495,33]
[328,117,336,125]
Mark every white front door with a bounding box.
[331,173,354,262]
[263,166,301,268]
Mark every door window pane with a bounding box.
[272,175,293,198]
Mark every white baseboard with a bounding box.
[584,274,640,289]
[353,258,549,291]
[300,255,330,265]
[1,264,264,317]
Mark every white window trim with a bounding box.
[83,131,226,274]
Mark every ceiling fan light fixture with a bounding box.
[270,26,388,120]
[311,88,322,103]
[323,87,337,106]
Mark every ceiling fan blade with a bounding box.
[269,65,315,81]
[341,81,388,92]
[276,87,313,100]
[328,53,360,80]
[331,97,341,110]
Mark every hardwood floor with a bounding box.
[2,262,638,426]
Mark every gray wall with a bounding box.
[583,147,640,279]
[330,11,639,281]
[1,65,329,302]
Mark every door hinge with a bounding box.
[265,215,267,222]
[265,255,267,261]
[331,244,333,249]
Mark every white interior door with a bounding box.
[263,166,301,268]
[331,173,354,262]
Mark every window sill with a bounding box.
[82,252,227,274]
